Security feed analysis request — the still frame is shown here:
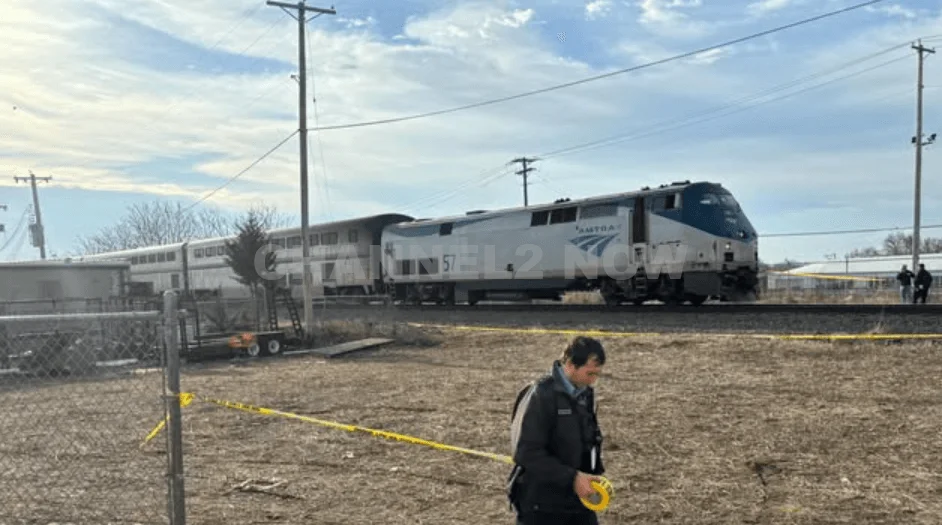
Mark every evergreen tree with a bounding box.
[223,212,278,330]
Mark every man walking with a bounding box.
[914,263,933,304]
[897,265,915,304]
[508,336,607,525]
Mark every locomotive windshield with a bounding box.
[699,191,741,211]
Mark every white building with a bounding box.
[766,253,942,290]
[0,259,131,313]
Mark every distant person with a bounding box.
[508,336,606,525]
[897,265,915,303]
[914,264,933,304]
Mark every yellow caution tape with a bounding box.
[140,392,614,511]
[582,477,615,512]
[140,392,194,449]
[408,322,942,341]
[766,270,883,282]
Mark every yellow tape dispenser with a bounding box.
[580,476,614,512]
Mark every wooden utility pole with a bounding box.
[511,157,538,207]
[911,40,935,271]
[267,0,335,339]
[14,171,51,259]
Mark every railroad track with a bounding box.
[309,299,942,336]
[318,301,942,315]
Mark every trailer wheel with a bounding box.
[264,338,282,356]
[246,342,262,358]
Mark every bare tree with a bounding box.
[883,232,911,256]
[75,200,296,255]
[846,232,942,259]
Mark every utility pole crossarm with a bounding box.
[14,171,52,260]
[266,0,335,14]
[267,0,336,341]
[511,157,539,207]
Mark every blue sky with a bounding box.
[1,0,940,264]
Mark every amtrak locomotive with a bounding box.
[380,181,758,305]
[78,180,758,306]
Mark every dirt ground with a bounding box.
[3,323,942,524]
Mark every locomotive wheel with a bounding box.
[686,294,707,306]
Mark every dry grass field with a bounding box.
[3,321,942,524]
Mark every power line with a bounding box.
[182,130,300,212]
[762,223,942,238]
[401,41,915,213]
[310,0,889,132]
[539,51,912,160]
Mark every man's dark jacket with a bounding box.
[509,362,605,515]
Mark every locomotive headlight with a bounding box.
[725,242,731,251]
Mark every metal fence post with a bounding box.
[163,291,186,525]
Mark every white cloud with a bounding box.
[634,0,709,38]
[585,0,614,20]
[746,0,794,17]
[865,4,918,19]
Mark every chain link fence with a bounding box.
[0,292,186,524]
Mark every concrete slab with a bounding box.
[289,338,394,358]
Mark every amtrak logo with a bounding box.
[569,232,620,257]
[577,225,619,234]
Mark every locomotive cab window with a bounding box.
[439,222,453,235]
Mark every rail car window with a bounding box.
[148,254,157,263]
[348,230,358,243]
[323,232,338,245]
[216,246,225,256]
[271,238,285,248]
[309,234,319,246]
[550,206,577,224]
[530,210,549,226]
[131,256,139,265]
[167,252,176,262]
[579,203,618,219]
[439,223,453,235]
[194,249,203,258]
[287,236,301,248]
[158,252,166,263]
[323,262,335,280]
[397,259,414,275]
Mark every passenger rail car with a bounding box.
[380,181,758,305]
[80,214,413,299]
